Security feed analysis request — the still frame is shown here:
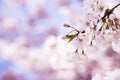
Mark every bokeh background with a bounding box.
[0,0,83,80]
[0,0,120,80]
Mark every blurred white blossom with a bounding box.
[92,69,120,80]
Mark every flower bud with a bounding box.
[63,23,70,27]
[61,35,67,40]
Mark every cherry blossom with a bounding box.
[64,0,120,56]
[92,69,120,80]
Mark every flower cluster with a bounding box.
[92,69,120,80]
[64,0,120,56]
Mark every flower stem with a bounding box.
[112,3,120,11]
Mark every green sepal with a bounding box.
[66,34,77,43]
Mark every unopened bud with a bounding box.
[63,23,70,27]
[61,35,67,40]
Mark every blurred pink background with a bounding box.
[0,0,120,80]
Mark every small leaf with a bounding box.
[66,34,77,43]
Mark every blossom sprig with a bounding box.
[97,3,120,33]
[63,23,88,55]
[63,2,120,56]
[63,23,80,43]
[100,3,120,22]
